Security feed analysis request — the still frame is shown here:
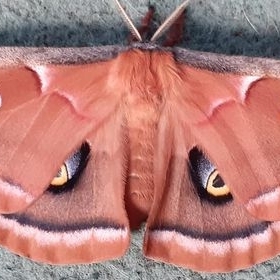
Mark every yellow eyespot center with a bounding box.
[50,164,69,186]
[206,170,230,196]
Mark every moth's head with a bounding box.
[114,0,189,46]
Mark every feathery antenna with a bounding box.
[114,0,142,42]
[150,0,190,42]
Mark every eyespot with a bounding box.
[188,147,232,204]
[50,164,69,186]
[206,170,230,197]
[48,142,90,194]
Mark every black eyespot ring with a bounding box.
[47,142,90,194]
[188,147,232,204]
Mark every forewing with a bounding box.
[0,67,40,110]
[187,72,280,221]
[0,59,122,213]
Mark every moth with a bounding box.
[0,0,280,273]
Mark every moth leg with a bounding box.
[162,11,185,47]
[129,5,155,42]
